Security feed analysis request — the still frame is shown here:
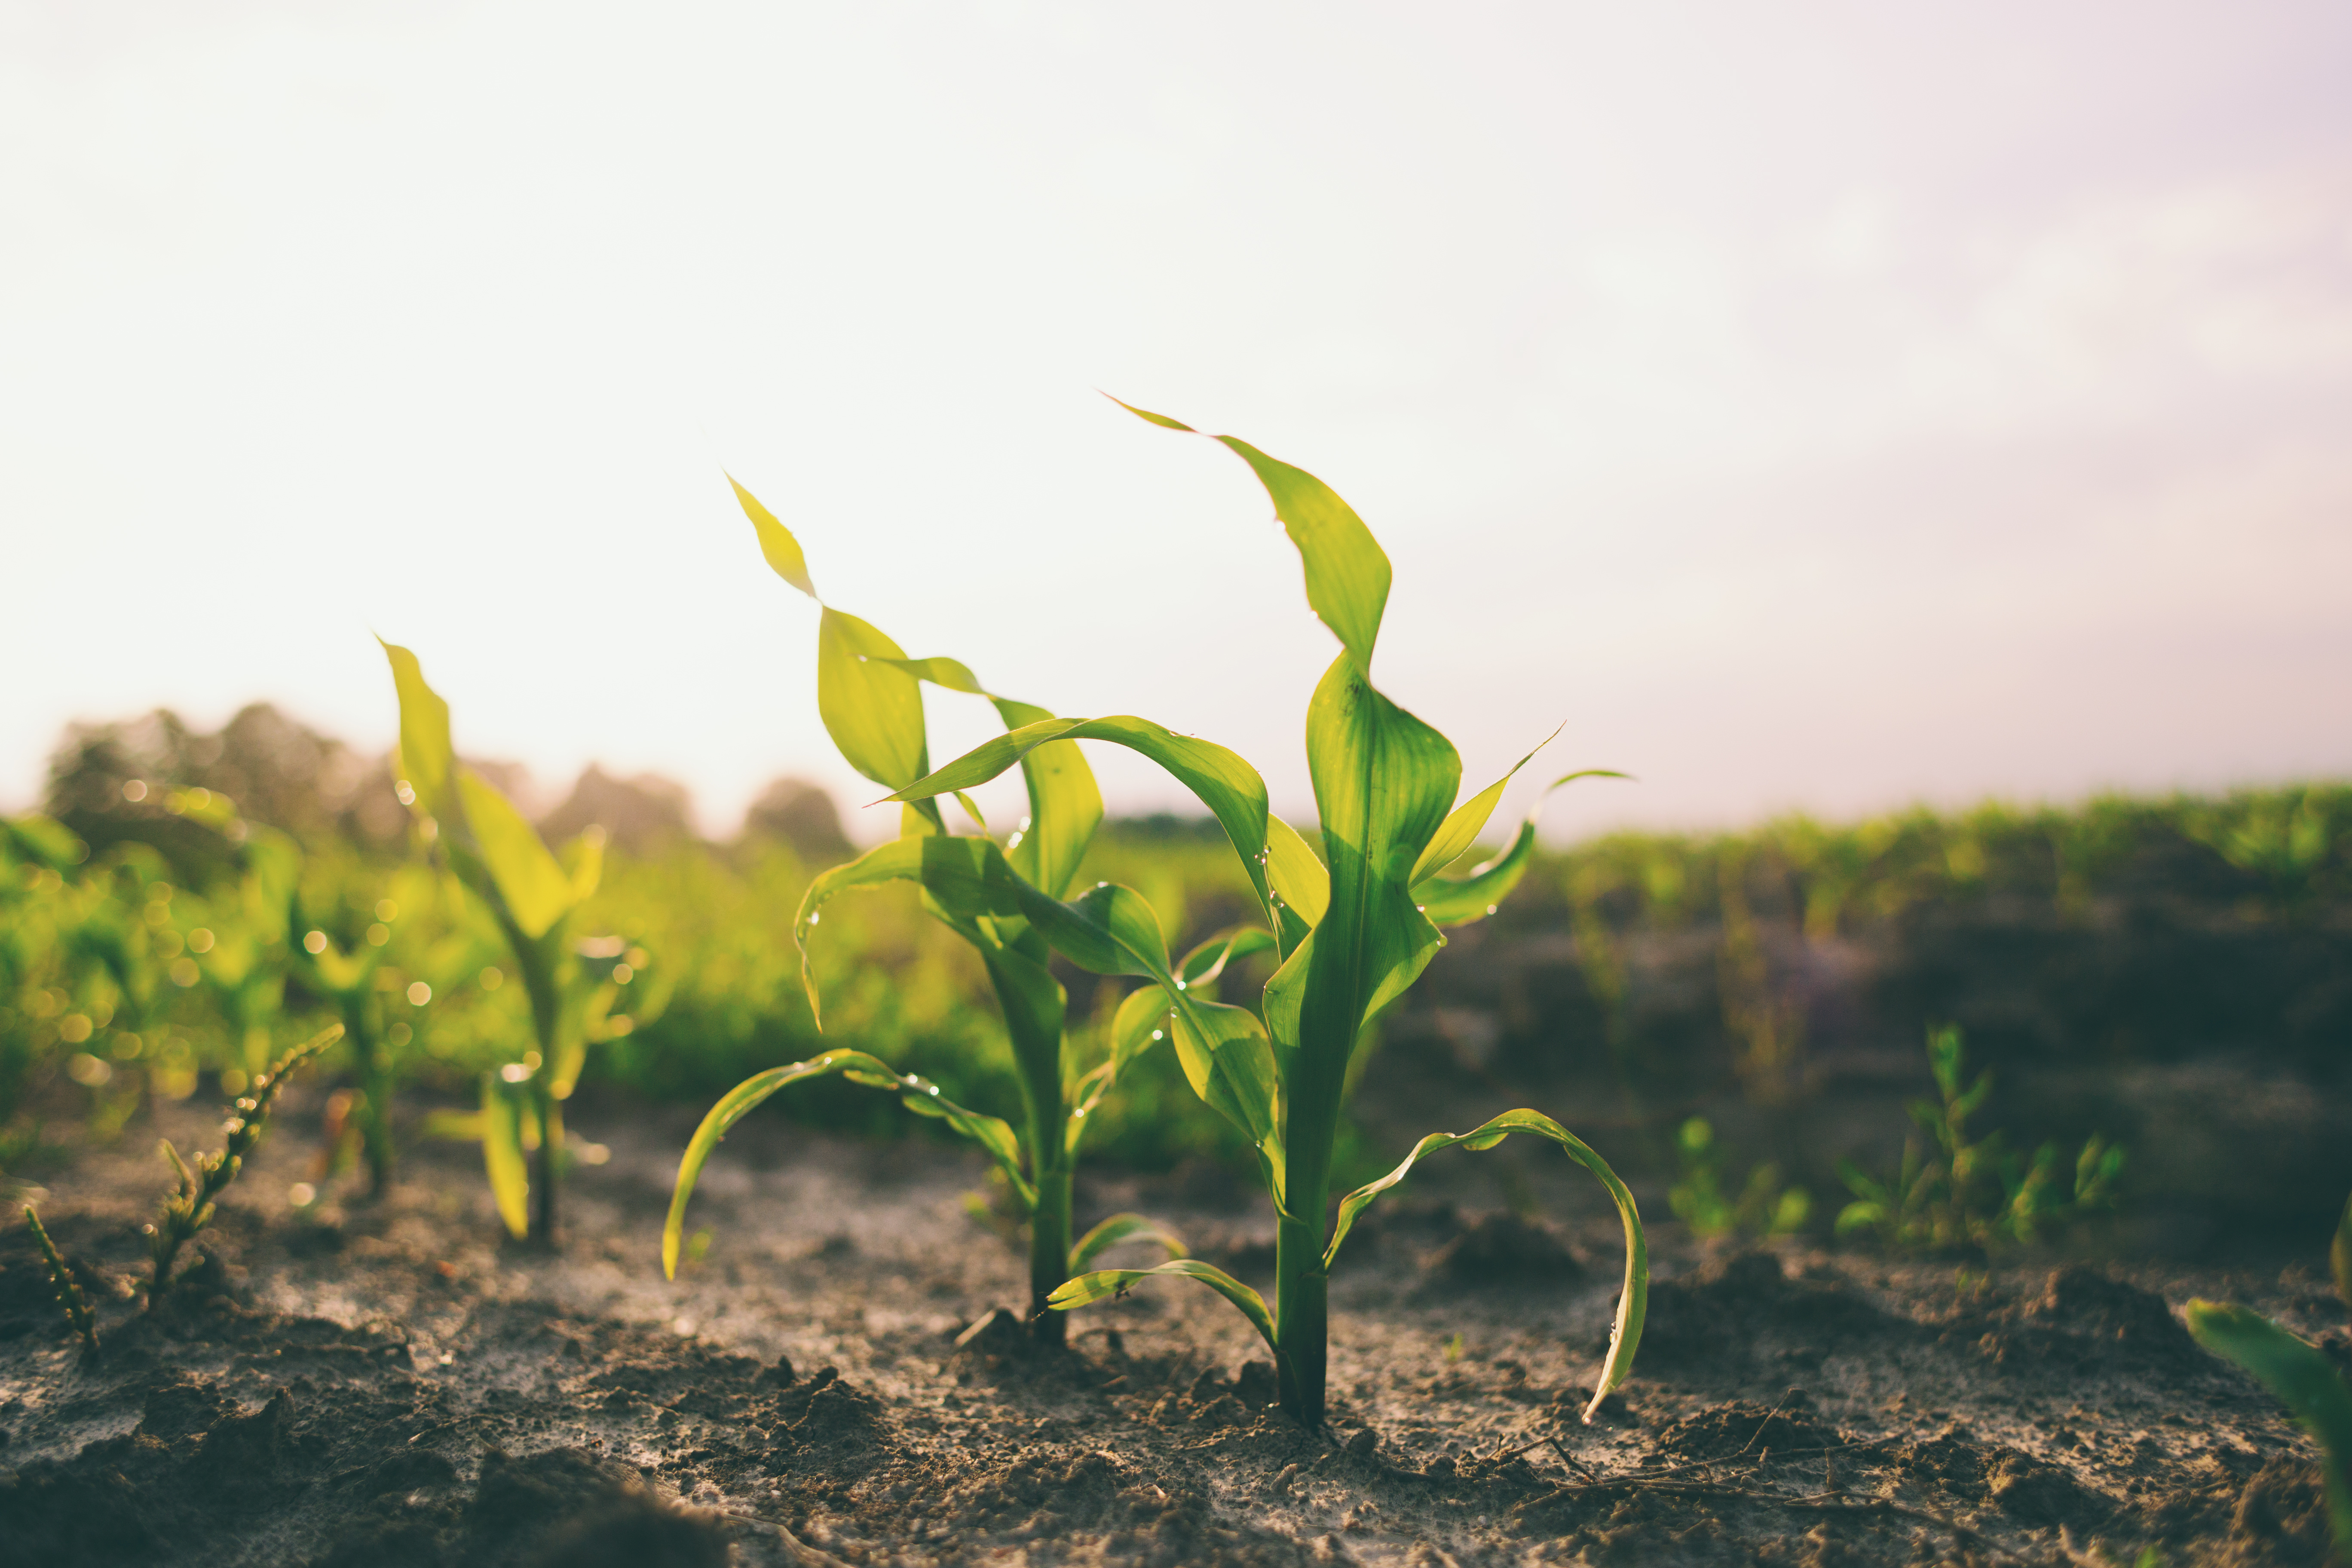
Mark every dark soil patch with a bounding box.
[0,1097,2340,1566]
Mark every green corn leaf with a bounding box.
[455,771,576,941]
[1412,821,1537,926]
[975,937,1068,1158]
[859,663,1106,900]
[2185,1301,2352,1549]
[1023,881,1170,980]
[1167,998,1283,1165]
[564,827,604,904]
[1413,769,1628,928]
[1048,1257,1280,1363]
[885,715,1273,916]
[1178,925,1278,989]
[1329,1109,1647,1424]
[1265,815,1329,935]
[1265,655,1456,1108]
[729,475,817,599]
[1113,399,1390,674]
[2332,1192,2351,1312]
[818,608,929,791]
[869,654,987,693]
[664,1049,1032,1279]
[380,640,458,826]
[992,696,1102,901]
[1106,982,1177,1077]
[1409,726,1562,884]
[1069,1213,1188,1272]
[481,1073,530,1239]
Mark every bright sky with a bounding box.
[6,1,2350,844]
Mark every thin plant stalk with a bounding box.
[147,1022,342,1310]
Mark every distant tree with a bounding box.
[540,765,696,855]
[740,776,852,865]
[42,704,407,877]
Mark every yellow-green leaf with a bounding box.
[456,770,575,941]
[730,474,817,599]
[818,608,928,791]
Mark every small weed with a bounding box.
[1443,1331,1466,1364]
[1668,1117,1810,1239]
[146,1022,340,1309]
[22,1204,98,1358]
[1836,1025,2122,1253]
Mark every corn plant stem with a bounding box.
[1274,1208,1330,1427]
[340,992,395,1199]
[531,1087,559,1245]
[1029,1168,1072,1343]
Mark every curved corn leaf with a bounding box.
[2186,1302,2352,1548]
[1265,815,1329,936]
[992,696,1102,901]
[729,475,817,599]
[664,1049,1030,1279]
[1048,1257,1280,1363]
[481,1073,530,1239]
[1178,924,1277,989]
[1327,1108,1648,1424]
[819,608,929,792]
[456,771,575,940]
[885,715,1272,916]
[1113,398,1390,674]
[1026,881,1170,979]
[1069,1213,1188,1271]
[564,827,605,905]
[1412,770,1629,929]
[1409,725,1565,885]
[861,665,1106,901]
[1106,981,1177,1078]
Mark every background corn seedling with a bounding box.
[1835,1025,2124,1253]
[145,1021,341,1308]
[662,481,1197,1342]
[856,403,1649,1427]
[381,644,635,1243]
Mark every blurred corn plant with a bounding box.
[663,478,1198,1344]
[1668,1117,1810,1240]
[2184,1206,2352,1559]
[1837,1025,2123,1253]
[842,402,1648,1427]
[380,643,634,1243]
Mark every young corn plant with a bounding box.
[147,1022,341,1309]
[1836,1025,2124,1253]
[2185,1205,2352,1559]
[661,479,1192,1343]
[23,1204,100,1359]
[381,643,613,1243]
[821,402,1647,1428]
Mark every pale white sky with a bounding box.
[6,1,2350,842]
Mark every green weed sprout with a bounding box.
[2333,1191,2351,1311]
[2186,1302,2352,1554]
[147,1021,341,1309]
[380,643,618,1243]
[1837,1024,2123,1253]
[23,1204,99,1358]
[788,401,1647,1428]
[661,479,1197,1343]
[1669,1117,1810,1240]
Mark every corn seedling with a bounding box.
[771,401,1648,1427]
[381,643,624,1243]
[24,1204,99,1358]
[2186,1301,2352,1555]
[147,1021,340,1309]
[662,481,1202,1344]
[1668,1117,1810,1240]
[2332,1191,2351,1313]
[1837,1024,2124,1253]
